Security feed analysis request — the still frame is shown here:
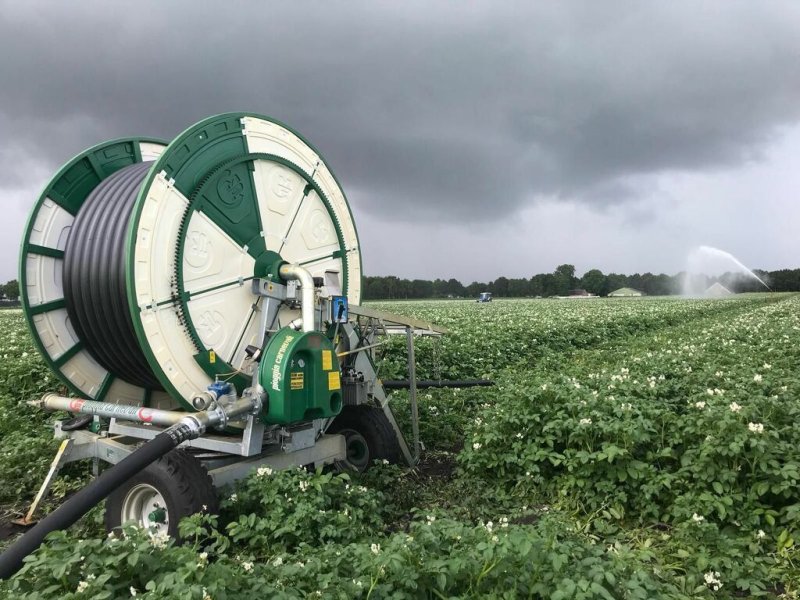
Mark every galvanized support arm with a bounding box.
[279,263,315,333]
[405,326,420,463]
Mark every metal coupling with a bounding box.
[205,403,228,430]
[165,415,205,445]
[191,390,216,410]
[243,386,267,415]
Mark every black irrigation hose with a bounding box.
[63,162,161,389]
[381,379,495,389]
[0,429,182,581]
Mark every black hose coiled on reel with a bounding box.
[62,162,161,389]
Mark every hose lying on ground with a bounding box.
[0,423,192,580]
[381,379,494,389]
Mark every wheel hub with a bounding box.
[148,507,167,524]
[121,483,169,535]
[339,428,370,471]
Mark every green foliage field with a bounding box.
[1,295,800,598]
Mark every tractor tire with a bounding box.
[328,405,403,471]
[104,449,217,539]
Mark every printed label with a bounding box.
[328,371,341,391]
[290,372,304,390]
[322,350,332,371]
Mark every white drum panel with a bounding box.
[241,117,320,176]
[280,191,339,261]
[132,171,190,307]
[106,378,147,406]
[25,256,63,307]
[251,160,306,252]
[247,141,360,301]
[28,198,74,250]
[182,211,255,294]
[33,308,79,360]
[138,306,210,401]
[186,283,256,364]
[62,350,109,397]
[347,260,363,303]
[139,142,166,162]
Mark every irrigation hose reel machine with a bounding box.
[12,113,452,545]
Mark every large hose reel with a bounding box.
[20,113,363,413]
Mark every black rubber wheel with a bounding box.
[328,406,403,471]
[104,449,217,539]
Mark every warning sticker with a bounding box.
[209,350,216,364]
[290,372,304,390]
[322,350,332,371]
[328,371,341,391]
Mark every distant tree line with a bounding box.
[0,279,20,306]
[0,280,19,300]
[0,268,796,304]
[363,265,800,300]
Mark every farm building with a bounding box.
[705,282,733,297]
[608,287,643,297]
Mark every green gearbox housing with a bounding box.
[258,328,343,425]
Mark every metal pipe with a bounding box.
[381,378,495,390]
[39,394,187,427]
[336,341,387,358]
[279,263,315,333]
[37,394,258,432]
[189,397,259,431]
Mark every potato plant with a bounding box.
[1,295,799,598]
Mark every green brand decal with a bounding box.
[271,334,295,391]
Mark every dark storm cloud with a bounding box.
[1,1,800,223]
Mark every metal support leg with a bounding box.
[378,398,415,466]
[12,438,74,526]
[406,326,420,463]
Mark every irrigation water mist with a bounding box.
[681,245,771,296]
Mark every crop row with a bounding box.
[372,295,784,380]
[456,294,800,595]
[2,296,799,597]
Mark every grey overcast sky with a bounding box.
[1,1,799,283]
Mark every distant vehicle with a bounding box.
[477,292,492,302]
